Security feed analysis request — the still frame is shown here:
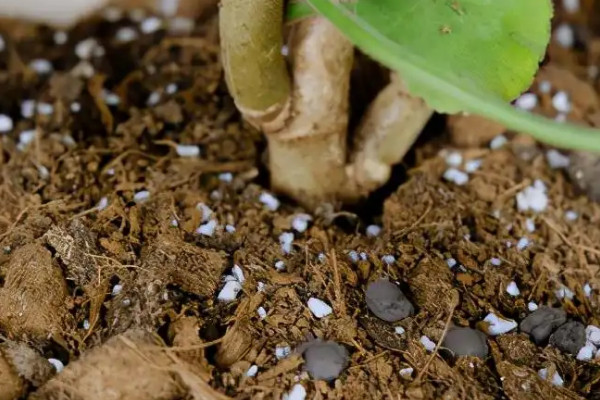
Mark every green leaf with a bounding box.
[304,0,600,152]
[286,1,315,21]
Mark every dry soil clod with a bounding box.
[31,329,200,400]
[0,243,71,341]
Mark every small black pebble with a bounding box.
[442,327,488,358]
[365,279,414,322]
[300,340,348,381]
[549,320,586,355]
[520,307,567,344]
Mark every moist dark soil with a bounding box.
[0,2,600,400]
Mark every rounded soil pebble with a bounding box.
[549,320,586,355]
[365,279,414,322]
[442,327,489,358]
[300,340,349,381]
[520,307,567,344]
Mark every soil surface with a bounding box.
[0,2,600,400]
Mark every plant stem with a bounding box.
[219,0,291,130]
[269,17,354,207]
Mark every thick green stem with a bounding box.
[219,0,291,130]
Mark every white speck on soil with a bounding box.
[446,258,457,268]
[584,283,592,297]
[96,197,109,211]
[443,168,469,185]
[586,325,600,346]
[111,284,124,297]
[563,0,580,13]
[490,135,507,149]
[538,80,552,93]
[366,224,382,237]
[516,184,548,213]
[196,203,213,222]
[217,280,242,302]
[576,343,595,361]
[279,232,294,254]
[257,307,267,320]
[552,91,572,113]
[54,31,68,45]
[133,190,150,203]
[399,367,414,379]
[0,114,13,132]
[232,265,245,283]
[420,336,436,352]
[292,213,312,233]
[259,192,280,211]
[515,93,538,110]
[115,27,138,42]
[257,282,266,292]
[48,358,64,373]
[464,159,482,173]
[175,144,200,157]
[283,384,306,400]
[555,285,574,300]
[395,326,405,335]
[565,210,578,221]
[83,319,90,330]
[275,261,285,271]
[348,251,359,263]
[382,255,396,265]
[71,102,81,113]
[525,218,536,233]
[554,24,574,48]
[37,103,54,116]
[318,253,327,262]
[445,151,463,167]
[141,16,163,34]
[528,302,539,312]
[546,149,570,169]
[219,172,233,182]
[490,258,502,267]
[307,297,333,318]
[506,281,520,296]
[538,368,564,387]
[102,90,121,106]
[146,91,161,106]
[275,346,291,360]
[37,165,49,180]
[196,220,217,236]
[29,59,53,74]
[165,83,178,94]
[18,129,36,150]
[483,313,517,335]
[246,365,258,377]
[21,100,35,118]
[170,219,178,227]
[517,237,530,251]
[225,224,236,233]
[75,38,100,60]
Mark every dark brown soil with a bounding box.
[0,2,599,400]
